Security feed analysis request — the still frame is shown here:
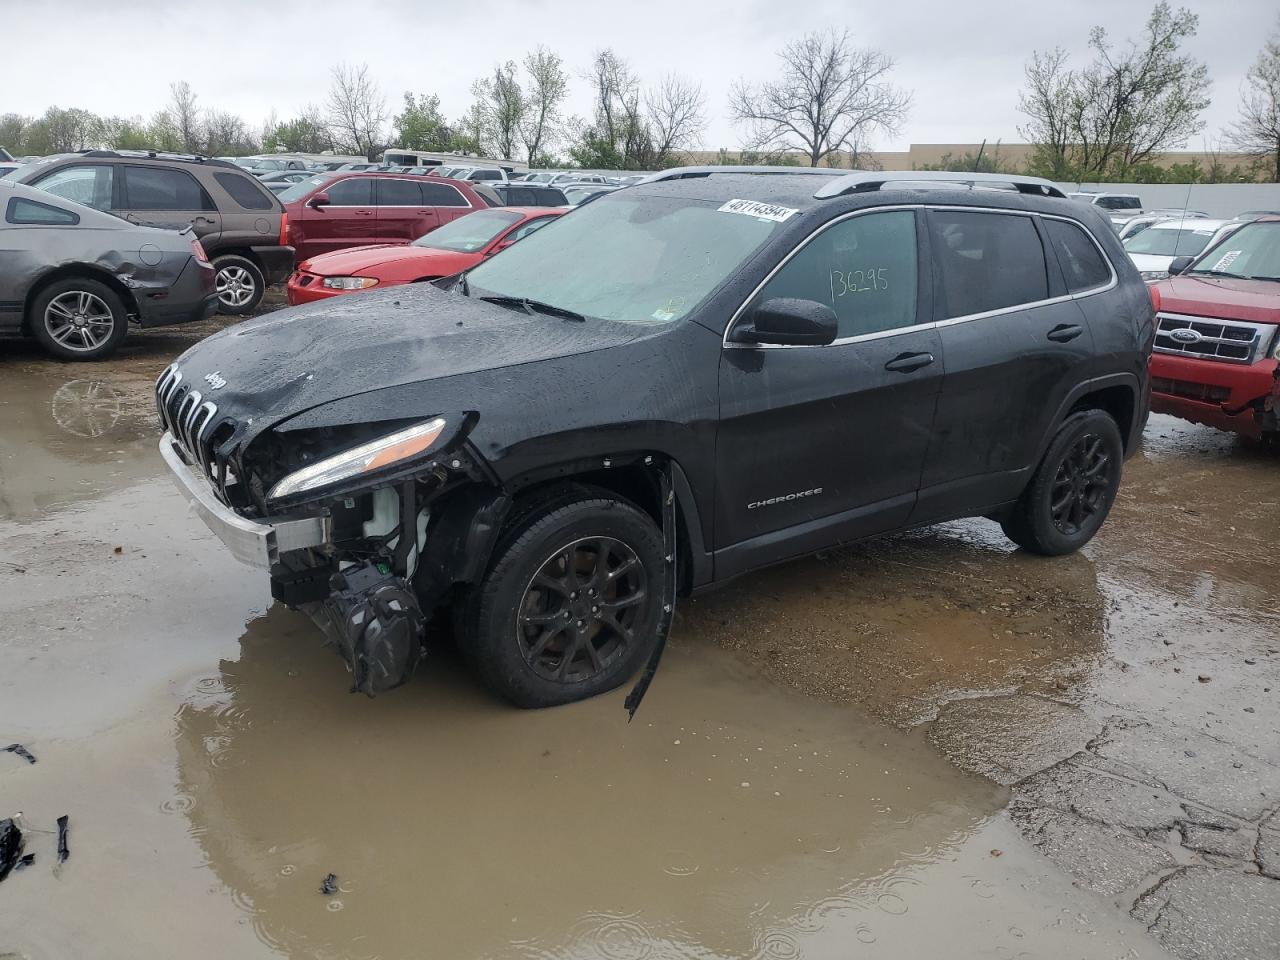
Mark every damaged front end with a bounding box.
[158,366,506,696]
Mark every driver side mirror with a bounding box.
[307,192,330,210]
[733,298,838,346]
[1168,255,1194,276]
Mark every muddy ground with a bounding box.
[1,307,1278,960]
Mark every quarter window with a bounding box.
[214,172,274,210]
[6,197,79,225]
[756,210,919,339]
[419,182,470,207]
[123,165,215,211]
[376,178,423,206]
[1044,219,1111,293]
[33,164,114,211]
[326,178,373,206]
[929,210,1049,320]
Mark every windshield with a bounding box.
[277,174,335,203]
[1123,227,1216,257]
[413,210,522,252]
[1188,222,1280,280]
[464,192,782,323]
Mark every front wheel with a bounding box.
[460,491,666,707]
[29,278,129,361]
[1001,410,1124,556]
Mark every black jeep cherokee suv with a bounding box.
[16,150,293,315]
[156,168,1154,709]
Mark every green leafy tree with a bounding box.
[393,93,452,151]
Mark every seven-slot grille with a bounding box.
[156,364,236,503]
[1153,312,1273,365]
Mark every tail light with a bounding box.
[279,211,289,247]
[191,238,210,265]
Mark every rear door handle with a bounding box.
[884,352,935,373]
[355,209,374,216]
[1047,323,1084,343]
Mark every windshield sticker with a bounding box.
[718,199,799,223]
[1211,250,1242,272]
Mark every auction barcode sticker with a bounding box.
[718,199,799,223]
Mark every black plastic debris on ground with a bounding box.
[56,815,69,864]
[320,872,338,895]
[3,743,36,764]
[0,818,23,882]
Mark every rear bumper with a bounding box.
[159,433,329,568]
[1149,352,1277,439]
[250,244,296,285]
[134,260,219,328]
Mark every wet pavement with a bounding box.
[2,316,1278,959]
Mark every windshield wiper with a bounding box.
[479,295,587,322]
[1185,269,1239,278]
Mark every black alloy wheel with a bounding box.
[516,536,647,683]
[1049,433,1112,536]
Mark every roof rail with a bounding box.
[75,149,230,167]
[639,165,842,184]
[813,171,1068,200]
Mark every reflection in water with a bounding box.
[174,607,1001,960]
[50,378,126,437]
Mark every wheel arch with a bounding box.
[23,265,139,332]
[1042,372,1142,458]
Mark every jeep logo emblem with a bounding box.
[203,371,228,390]
[1169,328,1202,344]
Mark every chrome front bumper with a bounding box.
[159,433,330,568]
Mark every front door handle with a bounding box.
[884,351,935,373]
[1047,323,1084,343]
[354,209,374,217]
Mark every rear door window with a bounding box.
[419,182,470,207]
[1043,219,1112,293]
[33,164,114,211]
[122,165,215,211]
[326,178,373,206]
[928,210,1049,320]
[376,178,423,206]
[757,210,919,339]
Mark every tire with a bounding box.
[28,278,129,361]
[212,255,264,315]
[1001,409,1124,556]
[460,490,665,708]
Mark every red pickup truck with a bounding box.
[1149,217,1280,440]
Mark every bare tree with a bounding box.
[729,31,910,167]
[327,63,387,160]
[642,74,706,168]
[473,61,524,160]
[520,46,568,165]
[1019,3,1211,180]
[204,111,257,155]
[1018,48,1076,179]
[1228,18,1280,182]
[168,81,204,153]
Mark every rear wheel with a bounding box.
[29,278,128,361]
[1001,410,1123,555]
[213,255,264,315]
[460,491,665,707]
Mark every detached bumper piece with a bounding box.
[318,562,426,697]
[160,433,329,568]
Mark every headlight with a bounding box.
[268,418,447,500]
[1140,270,1170,282]
[321,276,379,290]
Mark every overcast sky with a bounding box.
[3,0,1275,152]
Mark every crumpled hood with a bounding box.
[172,283,650,431]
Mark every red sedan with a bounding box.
[286,207,565,305]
